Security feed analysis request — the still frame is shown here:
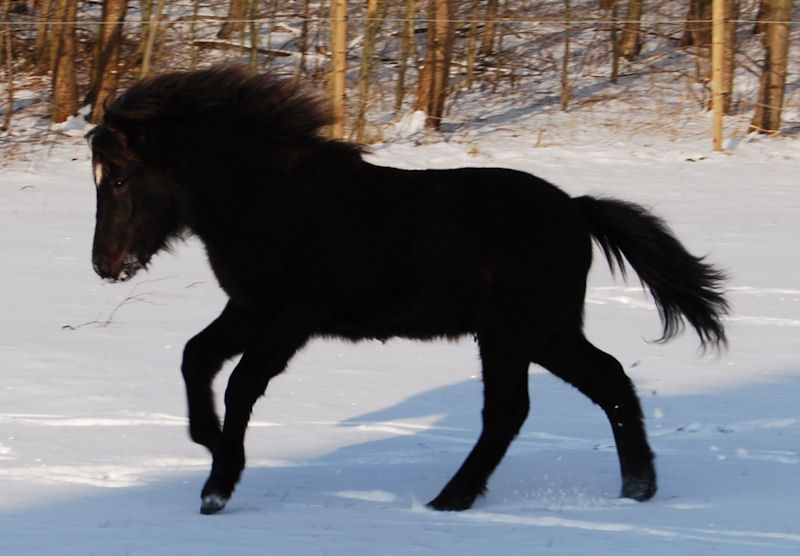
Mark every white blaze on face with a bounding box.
[93,162,104,187]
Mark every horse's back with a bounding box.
[365,164,591,277]
[299,162,592,339]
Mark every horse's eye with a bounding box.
[112,180,126,191]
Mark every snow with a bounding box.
[1,128,799,554]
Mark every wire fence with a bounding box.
[1,0,798,144]
[1,17,797,25]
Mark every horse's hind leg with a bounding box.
[428,331,530,511]
[181,301,252,452]
[534,330,656,501]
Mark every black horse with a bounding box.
[88,66,727,515]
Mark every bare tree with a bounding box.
[478,0,499,56]
[50,0,78,123]
[86,0,128,123]
[140,0,166,78]
[561,0,572,111]
[681,0,712,48]
[754,0,769,35]
[218,0,247,40]
[679,0,711,82]
[680,0,738,93]
[465,0,480,89]
[247,0,258,73]
[394,0,416,112]
[190,0,201,69]
[720,0,739,114]
[750,0,792,134]
[414,0,455,130]
[602,0,621,83]
[2,0,13,131]
[33,0,54,69]
[296,0,311,76]
[618,0,643,60]
[354,0,387,142]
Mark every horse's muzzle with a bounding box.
[93,253,142,283]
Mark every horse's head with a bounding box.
[88,123,182,283]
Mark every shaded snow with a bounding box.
[1,131,798,554]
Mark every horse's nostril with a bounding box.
[92,256,117,280]
[93,252,141,282]
[94,264,112,281]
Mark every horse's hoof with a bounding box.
[426,489,478,512]
[621,475,657,502]
[200,494,229,515]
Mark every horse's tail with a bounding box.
[575,196,729,351]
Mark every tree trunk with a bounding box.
[393,0,415,112]
[329,0,347,139]
[218,0,247,40]
[754,0,768,36]
[465,0,480,89]
[0,0,7,69]
[296,0,311,76]
[720,0,738,114]
[354,0,386,142]
[609,1,619,83]
[248,0,258,73]
[33,0,54,69]
[86,0,128,123]
[561,0,571,111]
[51,0,79,123]
[140,0,166,78]
[2,0,13,131]
[190,0,200,69]
[680,0,712,47]
[618,0,643,61]
[478,0,498,56]
[414,0,455,130]
[139,0,152,61]
[750,0,792,134]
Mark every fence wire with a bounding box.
[1,0,798,144]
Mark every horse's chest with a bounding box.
[205,242,289,307]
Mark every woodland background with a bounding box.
[0,0,797,149]
[1,4,800,552]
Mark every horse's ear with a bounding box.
[87,120,140,167]
[85,125,99,144]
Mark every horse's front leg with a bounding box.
[181,301,252,452]
[200,317,310,515]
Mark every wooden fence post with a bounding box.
[711,0,724,150]
[329,0,347,139]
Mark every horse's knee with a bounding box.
[182,307,250,383]
[181,335,207,379]
[182,327,224,366]
[188,409,221,450]
[181,335,223,450]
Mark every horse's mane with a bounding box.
[89,65,358,166]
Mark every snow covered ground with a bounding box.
[1,129,799,554]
